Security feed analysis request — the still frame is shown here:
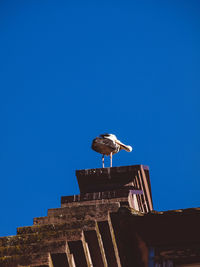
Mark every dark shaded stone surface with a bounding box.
[0,165,199,266]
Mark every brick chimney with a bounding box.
[0,165,153,267]
[1,164,200,267]
[62,165,153,213]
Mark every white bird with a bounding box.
[91,133,132,168]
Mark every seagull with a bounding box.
[91,133,132,168]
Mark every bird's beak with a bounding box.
[115,140,132,152]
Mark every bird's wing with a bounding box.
[100,133,110,138]
[92,137,117,154]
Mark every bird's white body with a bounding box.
[92,133,132,167]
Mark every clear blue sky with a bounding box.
[0,0,200,236]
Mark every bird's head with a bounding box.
[126,145,132,152]
[115,140,133,152]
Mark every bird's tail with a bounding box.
[115,140,132,152]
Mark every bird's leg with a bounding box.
[102,154,105,168]
[110,152,112,167]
